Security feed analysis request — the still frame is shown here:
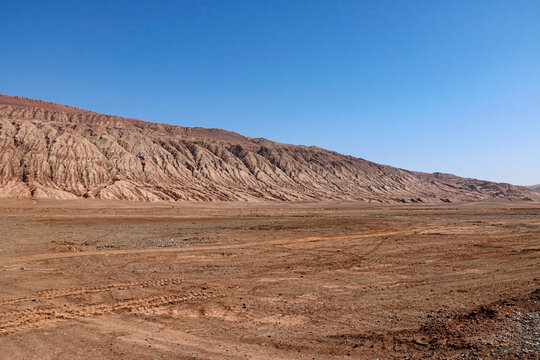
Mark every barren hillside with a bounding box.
[0,94,537,202]
[528,184,540,192]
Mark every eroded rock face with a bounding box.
[0,94,537,202]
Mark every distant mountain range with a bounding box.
[528,184,540,192]
[0,94,537,203]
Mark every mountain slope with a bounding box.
[0,94,537,203]
[528,184,540,192]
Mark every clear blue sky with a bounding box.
[1,1,539,185]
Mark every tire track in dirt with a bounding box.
[0,278,185,305]
[284,225,451,245]
[0,291,214,335]
[273,226,453,270]
[3,225,452,265]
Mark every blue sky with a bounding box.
[1,1,539,185]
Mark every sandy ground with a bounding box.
[0,199,538,359]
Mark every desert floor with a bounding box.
[0,199,538,359]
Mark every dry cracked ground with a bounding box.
[0,199,538,359]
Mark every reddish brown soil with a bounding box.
[0,200,538,359]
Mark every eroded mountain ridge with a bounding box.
[0,94,536,202]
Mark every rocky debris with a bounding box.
[0,93,538,203]
[410,289,540,358]
[328,289,540,358]
[143,238,204,248]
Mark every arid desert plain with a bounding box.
[0,199,538,359]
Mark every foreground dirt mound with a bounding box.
[329,289,540,358]
[0,93,537,202]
